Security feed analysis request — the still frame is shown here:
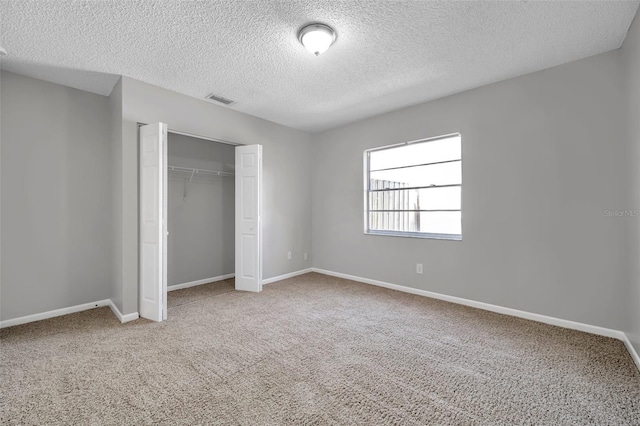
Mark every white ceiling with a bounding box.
[1,1,638,133]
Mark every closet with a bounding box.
[166,132,235,290]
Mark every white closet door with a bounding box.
[235,144,262,292]
[139,123,168,321]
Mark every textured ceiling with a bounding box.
[1,1,638,132]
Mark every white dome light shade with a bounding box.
[298,23,336,56]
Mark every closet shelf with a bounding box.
[169,165,234,178]
[169,165,234,201]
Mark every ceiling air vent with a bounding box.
[205,93,234,105]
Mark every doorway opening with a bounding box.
[165,132,236,309]
[138,123,262,322]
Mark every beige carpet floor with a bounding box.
[1,272,638,425]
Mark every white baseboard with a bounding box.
[311,268,631,343]
[622,333,640,372]
[167,274,235,292]
[262,268,313,285]
[108,300,139,323]
[0,299,111,329]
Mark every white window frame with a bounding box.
[363,133,462,241]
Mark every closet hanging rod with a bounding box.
[168,165,234,177]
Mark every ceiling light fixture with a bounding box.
[298,23,336,56]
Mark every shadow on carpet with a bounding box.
[167,278,235,308]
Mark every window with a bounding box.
[364,133,461,240]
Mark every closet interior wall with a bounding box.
[167,133,235,288]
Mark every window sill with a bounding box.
[365,230,462,241]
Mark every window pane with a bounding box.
[369,135,460,171]
[419,212,461,235]
[369,211,419,232]
[369,211,461,235]
[370,161,461,187]
[368,187,461,210]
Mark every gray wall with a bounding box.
[0,71,112,320]
[621,12,640,356]
[311,51,629,331]
[167,133,235,286]
[120,76,312,315]
[0,61,3,320]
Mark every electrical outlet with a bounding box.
[416,263,423,274]
[287,251,292,260]
[304,253,308,260]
